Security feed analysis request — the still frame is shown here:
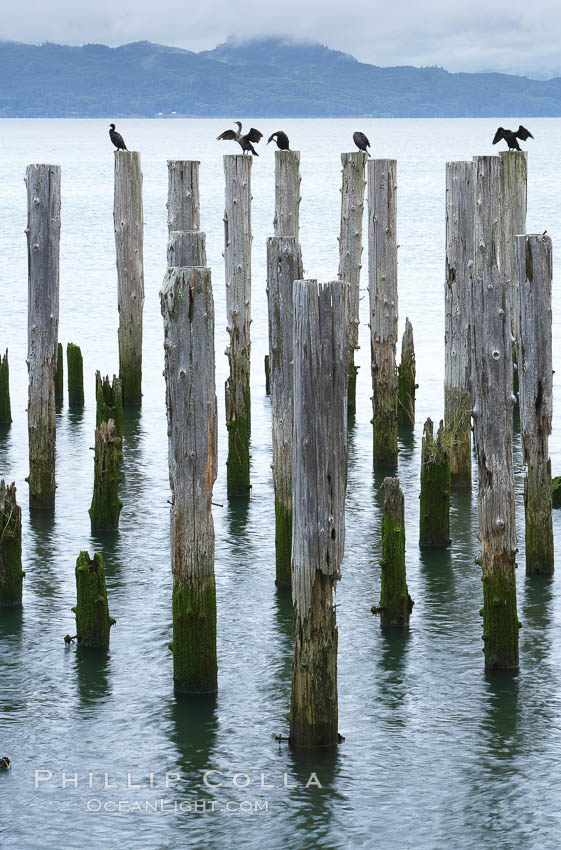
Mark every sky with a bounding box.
[1,0,560,77]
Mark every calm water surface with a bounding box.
[1,118,561,849]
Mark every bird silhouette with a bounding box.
[109,124,127,151]
[492,125,534,151]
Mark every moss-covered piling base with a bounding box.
[374,477,413,627]
[120,362,142,408]
[290,570,339,748]
[55,342,63,403]
[89,421,122,531]
[0,350,12,424]
[0,481,23,607]
[481,556,520,671]
[27,459,56,510]
[72,551,115,648]
[226,410,251,495]
[96,372,123,439]
[275,500,292,588]
[419,419,451,548]
[172,580,218,694]
[373,404,398,469]
[444,386,472,487]
[552,476,561,508]
[524,469,554,575]
[67,343,84,405]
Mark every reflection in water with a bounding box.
[285,745,345,847]
[0,606,23,641]
[272,586,294,691]
[67,405,86,428]
[0,423,11,457]
[226,492,251,550]
[419,546,455,603]
[398,423,416,461]
[74,647,111,710]
[89,528,122,583]
[169,693,218,781]
[521,574,554,663]
[27,507,58,597]
[376,628,411,719]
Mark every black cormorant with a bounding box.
[109,124,127,151]
[492,125,534,151]
[353,131,371,156]
[267,131,290,150]
[217,122,263,155]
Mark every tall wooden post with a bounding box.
[167,160,207,267]
[470,156,519,672]
[517,233,553,575]
[0,481,23,607]
[0,351,11,424]
[26,163,60,508]
[274,150,300,237]
[397,318,416,426]
[161,266,218,694]
[267,236,303,588]
[290,279,348,748]
[223,155,252,495]
[445,161,474,485]
[114,150,144,406]
[500,151,527,349]
[368,159,398,467]
[338,151,367,415]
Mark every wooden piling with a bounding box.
[367,159,398,467]
[71,551,115,648]
[470,155,519,672]
[67,342,84,405]
[419,418,451,548]
[114,150,144,406]
[89,420,122,531]
[445,161,474,485]
[0,481,23,607]
[516,233,553,575]
[289,279,347,748]
[373,477,413,627]
[223,154,252,495]
[397,318,416,426]
[55,342,63,403]
[161,266,218,694]
[499,151,527,351]
[0,350,11,424]
[267,236,304,588]
[26,163,60,509]
[95,372,123,439]
[274,150,301,237]
[338,151,367,415]
[167,160,207,267]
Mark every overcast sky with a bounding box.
[1,0,560,77]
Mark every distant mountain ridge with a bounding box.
[2,36,561,117]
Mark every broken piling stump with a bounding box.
[274,149,301,238]
[161,266,218,694]
[71,551,115,648]
[470,155,519,672]
[223,154,252,495]
[373,476,413,627]
[397,318,416,427]
[0,350,11,425]
[419,419,451,548]
[114,150,144,406]
[89,420,122,531]
[0,481,23,607]
[67,342,84,405]
[95,372,123,439]
[54,342,63,403]
[26,163,60,509]
[289,279,348,748]
[516,233,553,575]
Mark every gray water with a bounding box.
[1,118,561,849]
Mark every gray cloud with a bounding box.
[1,0,560,75]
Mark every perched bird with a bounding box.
[109,123,127,151]
[0,757,10,770]
[267,131,290,151]
[353,131,371,156]
[492,125,534,151]
[217,122,263,155]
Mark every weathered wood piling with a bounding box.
[267,236,304,588]
[161,266,218,694]
[89,420,122,531]
[54,342,63,403]
[419,419,451,548]
[96,372,123,439]
[445,161,474,485]
[0,351,11,424]
[114,150,144,406]
[368,159,398,467]
[338,151,367,414]
[373,477,413,627]
[167,160,207,267]
[26,163,60,509]
[470,156,519,671]
[397,318,416,426]
[516,233,553,575]
[70,551,115,648]
[274,150,301,238]
[290,279,347,748]
[67,342,84,405]
[223,155,252,495]
[499,151,527,351]
[0,481,23,607]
